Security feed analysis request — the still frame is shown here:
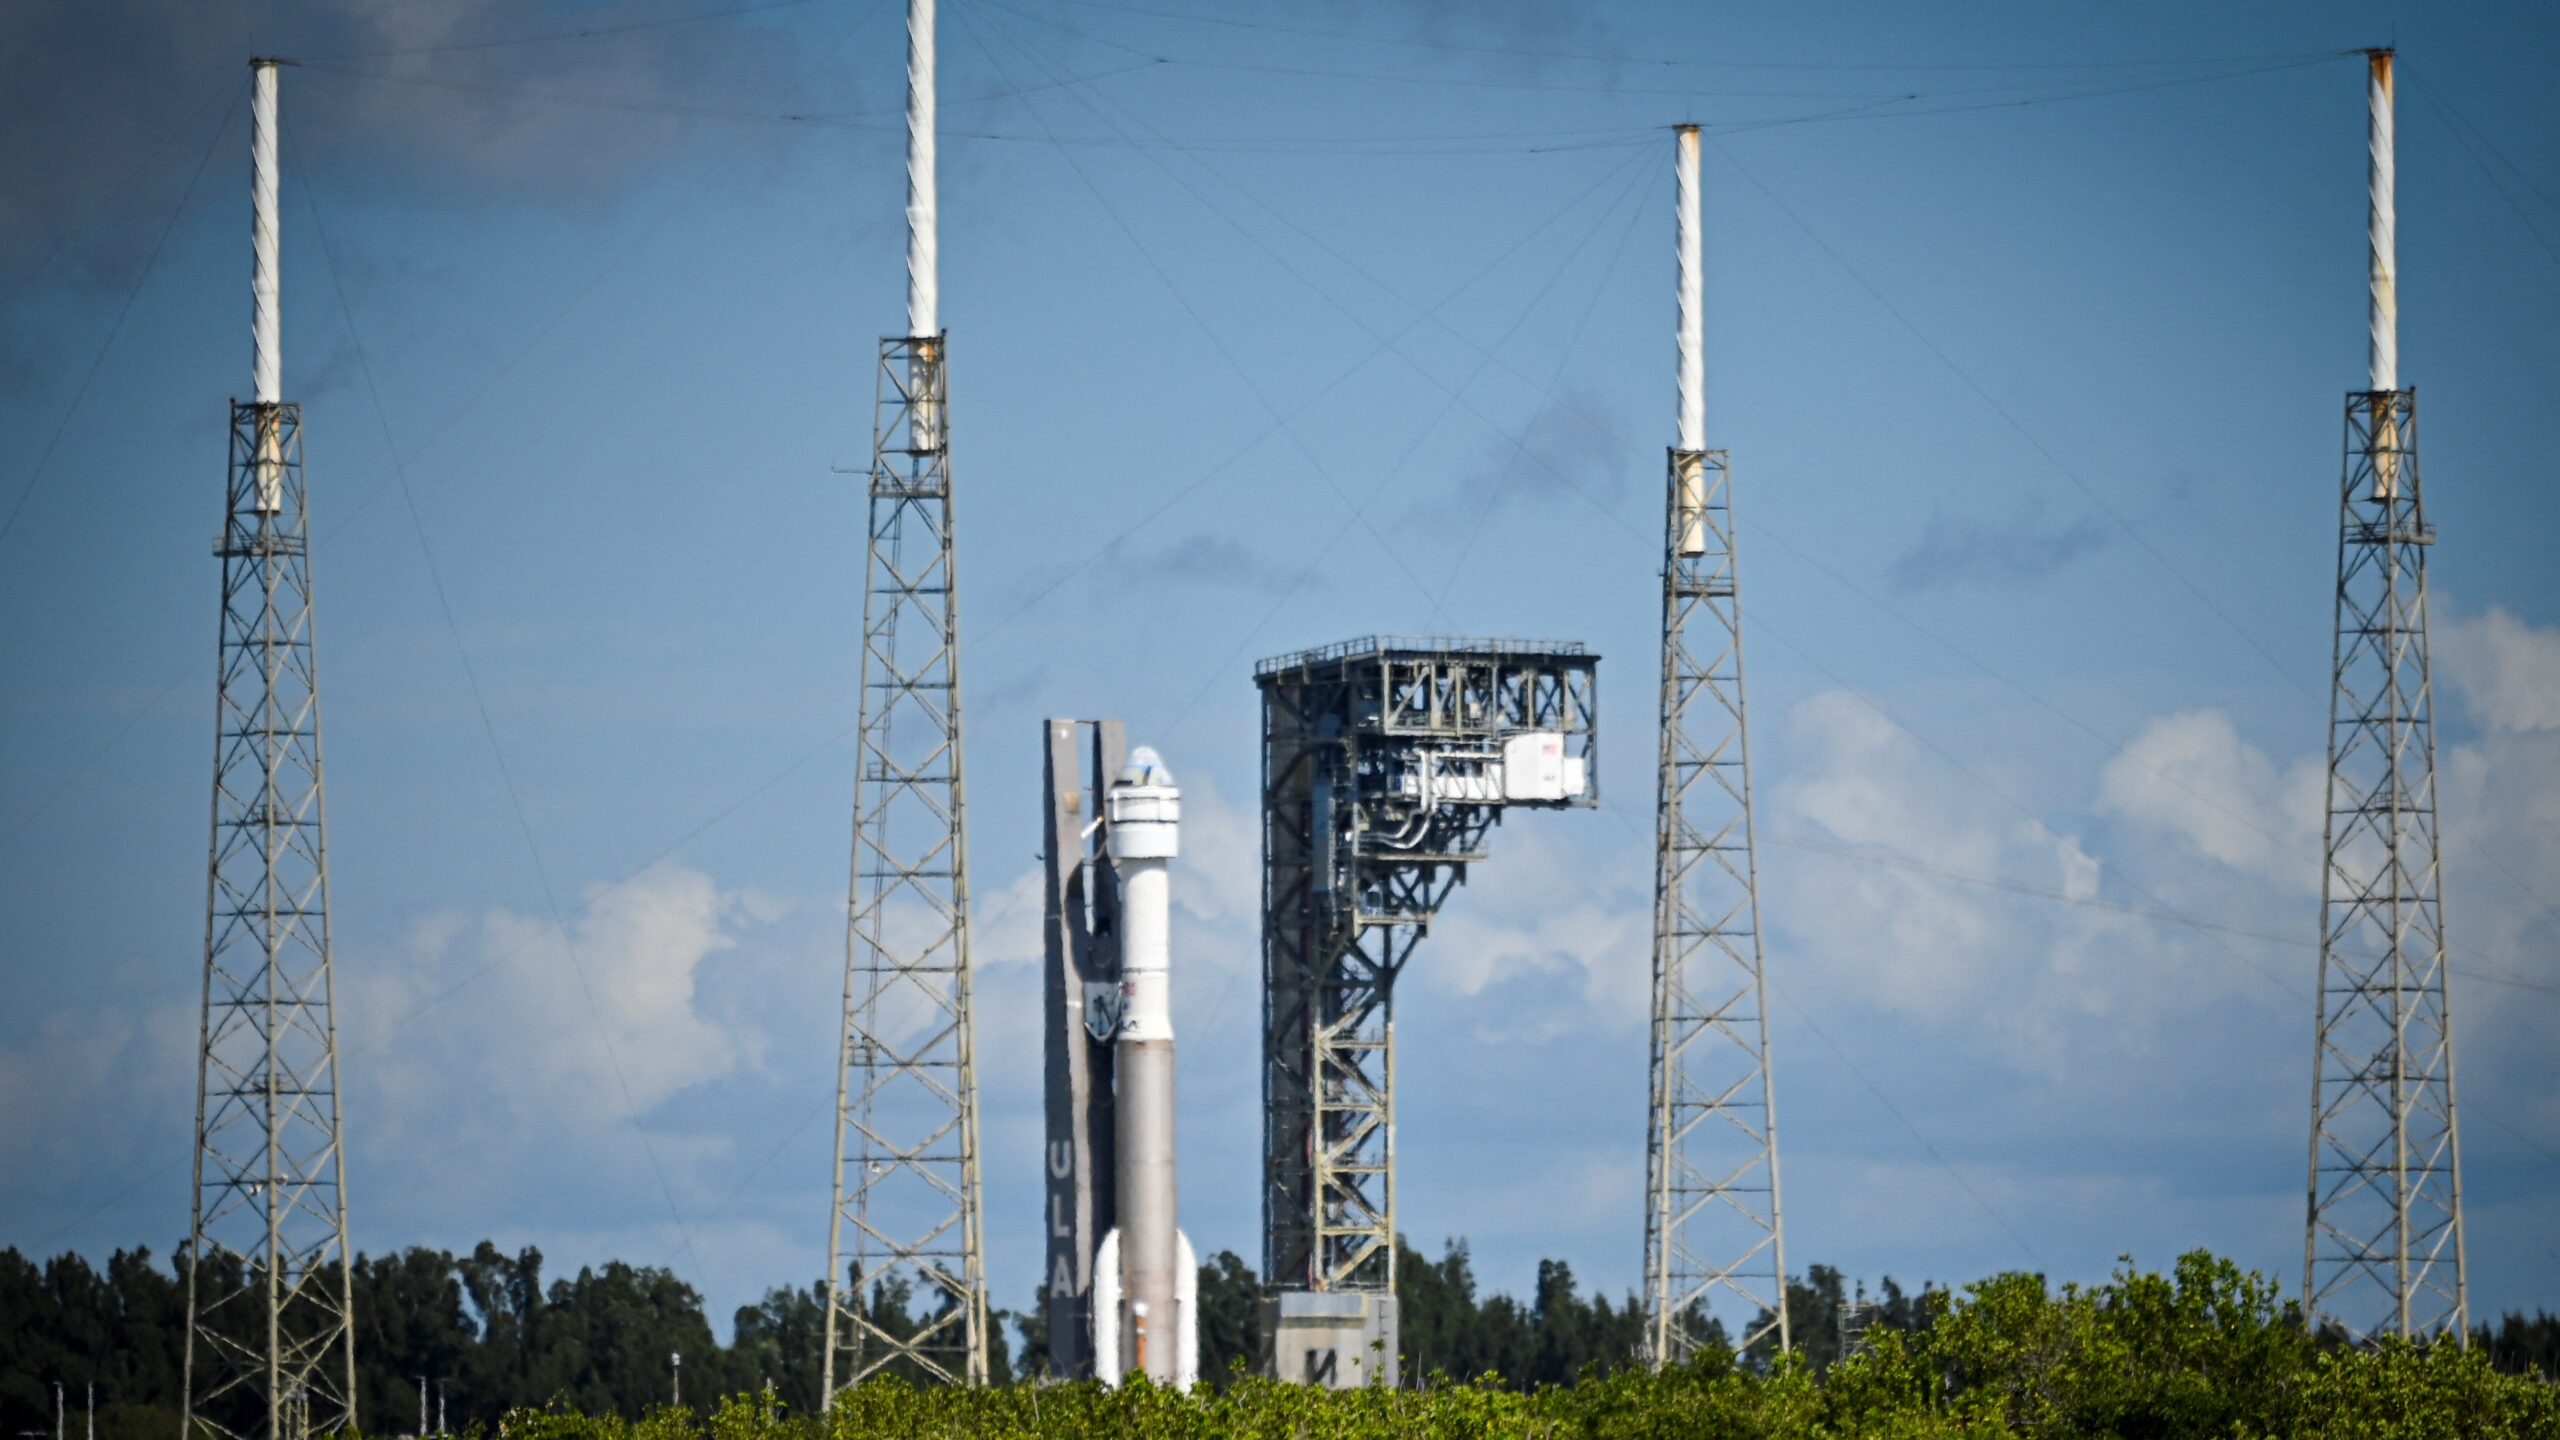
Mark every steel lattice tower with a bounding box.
[184,60,359,1440]
[1256,637,1598,1385]
[2304,49,2467,1345]
[822,0,988,1392]
[1642,126,1788,1365]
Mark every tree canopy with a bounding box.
[3,1240,2553,1438]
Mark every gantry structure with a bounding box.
[185,59,359,1440]
[1640,125,1787,1365]
[823,0,989,1391]
[2304,48,2467,1344]
[1256,636,1597,1375]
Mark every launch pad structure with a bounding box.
[1255,636,1600,1385]
[123,21,2500,1420]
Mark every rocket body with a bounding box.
[1094,748,1196,1386]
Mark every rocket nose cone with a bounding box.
[1122,745,1175,787]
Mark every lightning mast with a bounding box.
[184,58,359,1440]
[823,0,989,1390]
[1641,124,1789,1364]
[2304,48,2468,1344]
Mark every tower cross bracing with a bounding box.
[1255,637,1598,1363]
[184,61,358,1440]
[187,400,359,1440]
[2304,387,2466,1342]
[2302,45,2467,1349]
[824,335,987,1390]
[1640,448,1786,1363]
[1641,124,1787,1365]
[822,0,986,1391]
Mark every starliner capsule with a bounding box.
[1090,747,1200,1387]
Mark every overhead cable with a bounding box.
[301,0,833,63]
[290,119,716,1292]
[952,0,1456,624]
[1707,133,2324,701]
[2404,64,2560,269]
[1042,0,2348,77]
[0,79,247,552]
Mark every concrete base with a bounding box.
[1261,1290,1398,1388]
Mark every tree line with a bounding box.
[4,1239,2554,1438]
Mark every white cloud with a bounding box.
[1768,691,2063,1021]
[1783,691,2006,875]
[2095,709,2322,889]
[19,630,2557,1333]
[356,862,747,1122]
[2063,611,2560,1285]
[1169,773,1264,934]
[1754,687,2333,1091]
[0,864,788,1288]
[323,862,784,1263]
[0,1007,146,1169]
[2439,607,2560,734]
[316,860,854,1314]
[2433,601,2560,1017]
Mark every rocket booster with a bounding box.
[1092,747,1198,1387]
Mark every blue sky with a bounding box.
[4,0,2558,1344]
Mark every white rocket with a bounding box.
[1091,747,1200,1387]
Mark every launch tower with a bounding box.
[1255,636,1598,1385]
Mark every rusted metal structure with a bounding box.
[2303,47,2468,1347]
[1256,636,1598,1384]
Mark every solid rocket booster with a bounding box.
[1093,747,1198,1387]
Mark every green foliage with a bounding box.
[507,1251,2560,1439]
[2484,1311,2560,1382]
[0,1243,1009,1434]
[1813,1253,2560,1438]
[1747,1263,1942,1376]
[1395,1239,1654,1386]
[0,1246,186,1440]
[8,1246,2557,1438]
[1192,1250,1261,1387]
